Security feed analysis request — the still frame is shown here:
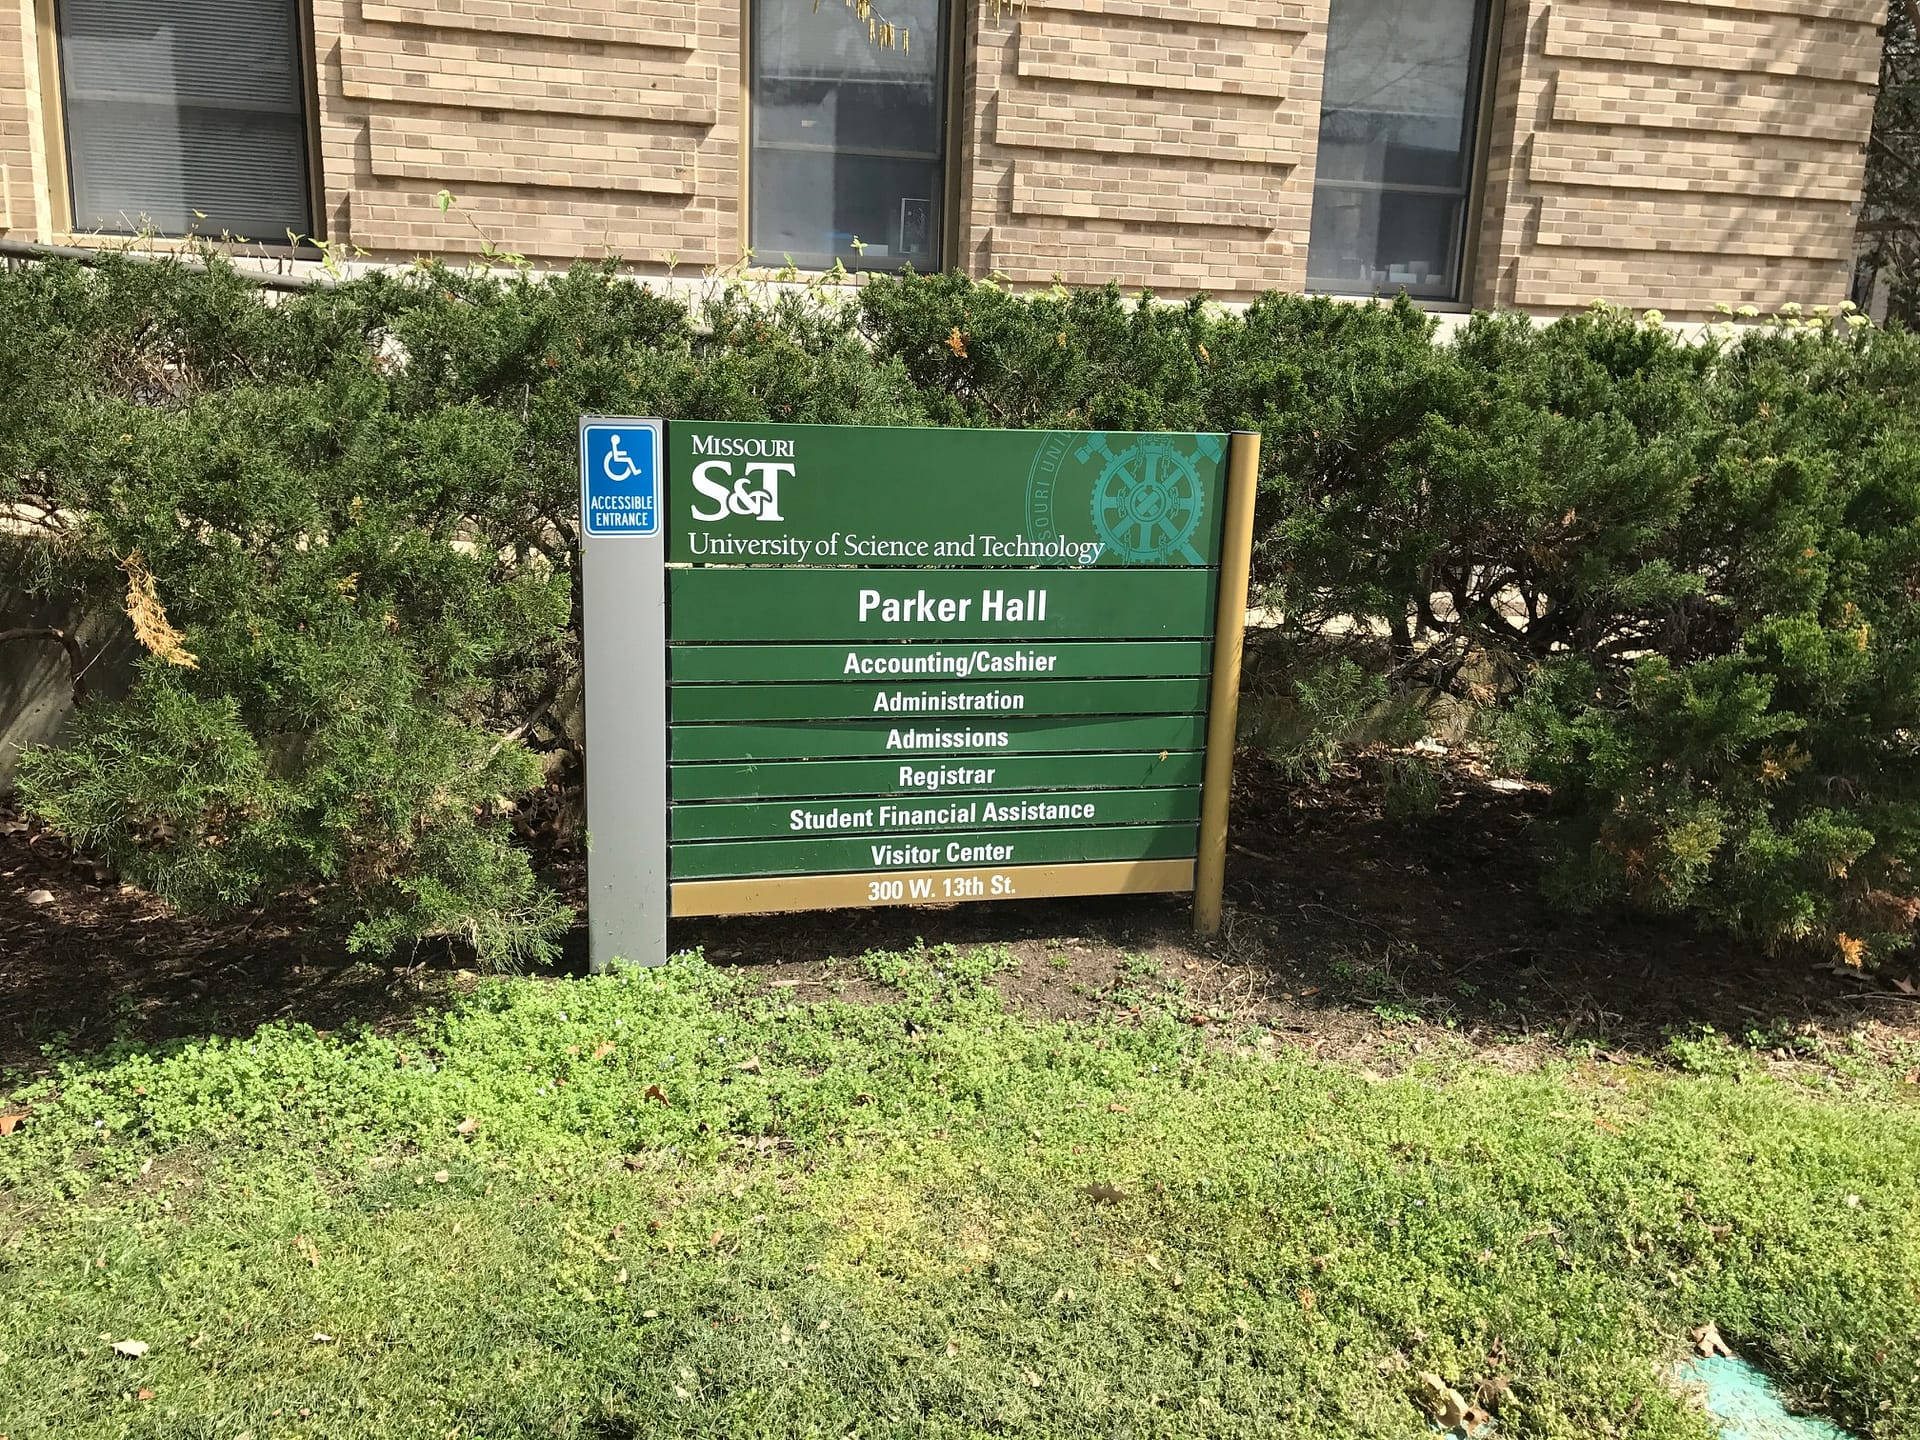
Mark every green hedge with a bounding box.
[4,254,1917,967]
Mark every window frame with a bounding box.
[1304,0,1504,310]
[36,0,326,249]
[739,0,963,275]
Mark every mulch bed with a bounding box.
[5,751,1918,1077]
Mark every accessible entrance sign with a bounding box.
[579,420,1259,970]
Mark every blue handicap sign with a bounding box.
[581,421,662,539]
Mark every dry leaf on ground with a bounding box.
[1412,1372,1489,1432]
[112,1340,149,1359]
[1691,1321,1734,1358]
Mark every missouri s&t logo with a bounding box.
[688,433,794,523]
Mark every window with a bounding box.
[1306,0,1490,302]
[56,0,314,242]
[750,0,949,273]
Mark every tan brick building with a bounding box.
[0,0,1889,317]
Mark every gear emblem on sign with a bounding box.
[1077,432,1218,564]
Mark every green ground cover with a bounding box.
[1,948,1917,1439]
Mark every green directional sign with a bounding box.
[669,751,1206,802]
[672,787,1202,841]
[668,423,1226,568]
[668,568,1216,642]
[667,640,1212,684]
[671,677,1210,722]
[581,417,1258,966]
[669,714,1210,763]
[670,822,1200,880]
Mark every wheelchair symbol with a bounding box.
[602,435,640,484]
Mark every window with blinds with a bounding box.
[56,0,313,242]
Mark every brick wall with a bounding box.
[0,0,42,237]
[1471,0,1886,316]
[954,0,1328,299]
[311,0,739,265]
[0,0,1895,315]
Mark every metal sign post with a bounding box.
[1194,430,1261,937]
[579,417,668,973]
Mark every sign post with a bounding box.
[1194,430,1260,936]
[578,418,668,975]
[580,421,1260,969]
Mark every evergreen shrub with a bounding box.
[4,253,1917,965]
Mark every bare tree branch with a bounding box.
[0,626,91,702]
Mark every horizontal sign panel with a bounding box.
[671,750,1206,801]
[668,640,1212,685]
[670,677,1209,723]
[672,858,1196,917]
[669,822,1198,880]
[671,787,1201,842]
[670,714,1209,762]
[667,568,1216,642]
[667,423,1226,567]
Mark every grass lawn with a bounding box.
[1,944,1917,1440]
